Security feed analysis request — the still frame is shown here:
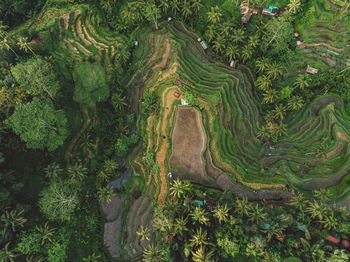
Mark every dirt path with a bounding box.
[155,87,181,204]
[152,39,171,70]
[298,42,349,52]
[337,129,350,143]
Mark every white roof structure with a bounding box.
[181,99,189,106]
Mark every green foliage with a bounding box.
[72,62,110,107]
[184,93,203,109]
[5,98,68,151]
[17,231,40,255]
[217,237,239,259]
[38,179,79,222]
[114,134,138,157]
[11,57,60,99]
[142,90,159,115]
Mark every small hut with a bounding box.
[230,60,236,68]
[240,1,253,23]
[181,99,189,106]
[306,65,318,75]
[200,40,208,50]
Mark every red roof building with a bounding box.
[326,235,340,245]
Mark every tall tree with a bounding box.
[262,89,278,104]
[294,74,310,90]
[145,3,161,30]
[213,204,230,224]
[287,0,301,14]
[11,57,60,99]
[266,62,283,80]
[207,6,222,24]
[5,98,68,151]
[190,227,209,247]
[1,209,27,232]
[170,179,191,199]
[35,222,56,245]
[0,243,19,262]
[43,162,63,179]
[191,0,202,14]
[256,75,272,91]
[17,36,35,55]
[191,245,215,262]
[181,1,193,20]
[287,95,304,110]
[190,206,210,226]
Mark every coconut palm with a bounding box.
[97,186,114,203]
[257,125,271,140]
[226,44,239,61]
[43,162,63,179]
[213,204,230,224]
[190,227,209,247]
[294,74,310,90]
[25,255,45,262]
[174,216,188,236]
[137,225,151,241]
[82,253,101,262]
[1,209,27,232]
[264,111,277,123]
[181,1,193,20]
[266,62,283,80]
[35,222,56,245]
[191,245,215,262]
[191,0,203,14]
[191,206,210,226]
[248,34,260,49]
[234,197,252,218]
[320,214,338,230]
[273,122,287,136]
[17,36,35,55]
[287,95,304,111]
[207,6,222,24]
[287,0,301,14]
[255,57,271,73]
[241,45,253,63]
[0,243,19,262]
[170,0,181,15]
[231,28,245,44]
[111,93,127,111]
[205,25,216,42]
[67,163,88,182]
[262,89,278,104]
[170,179,191,199]
[0,36,18,56]
[246,242,264,261]
[103,159,119,174]
[221,21,233,38]
[289,193,308,211]
[80,132,93,149]
[158,0,170,13]
[142,243,163,262]
[256,75,272,91]
[212,36,225,54]
[248,204,267,224]
[307,201,328,220]
[273,104,286,120]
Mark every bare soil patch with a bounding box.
[104,213,123,258]
[101,196,126,221]
[337,129,350,143]
[169,107,209,183]
[152,39,171,70]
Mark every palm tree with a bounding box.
[287,95,304,111]
[255,57,271,73]
[43,162,63,179]
[294,74,310,90]
[320,214,338,230]
[231,28,245,44]
[205,25,216,42]
[241,45,253,63]
[207,6,222,24]
[25,255,45,262]
[190,206,210,225]
[262,89,278,104]
[191,245,215,262]
[17,36,35,55]
[137,225,151,241]
[158,0,170,13]
[256,75,272,91]
[97,170,112,183]
[143,243,163,262]
[190,227,209,247]
[97,186,115,203]
[234,197,251,218]
[248,35,260,49]
[273,104,286,120]
[170,0,181,15]
[221,21,233,38]
[111,93,127,111]
[226,44,239,61]
[307,201,328,220]
[181,1,193,20]
[212,36,225,54]
[82,253,101,262]
[273,122,287,136]
[0,36,18,57]
[80,132,93,149]
[67,163,88,182]
[35,222,56,245]
[287,0,301,14]
[245,242,264,261]
[103,159,119,174]
[266,62,283,80]
[289,193,308,212]
[170,179,191,199]
[248,204,267,224]
[257,125,271,140]
[174,216,188,236]
[264,111,277,123]
[213,204,230,224]
[0,243,19,262]
[191,0,203,14]
[1,209,27,232]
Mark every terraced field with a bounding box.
[294,0,350,71]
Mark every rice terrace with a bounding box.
[2,0,350,261]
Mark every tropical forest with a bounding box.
[1,0,350,261]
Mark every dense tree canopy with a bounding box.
[72,62,110,107]
[5,98,68,151]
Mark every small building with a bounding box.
[181,99,189,106]
[168,17,172,22]
[200,40,208,50]
[296,222,307,232]
[230,60,236,68]
[306,65,319,75]
[342,240,350,249]
[134,41,139,46]
[262,5,279,16]
[296,40,303,46]
[174,92,180,98]
[326,235,340,245]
